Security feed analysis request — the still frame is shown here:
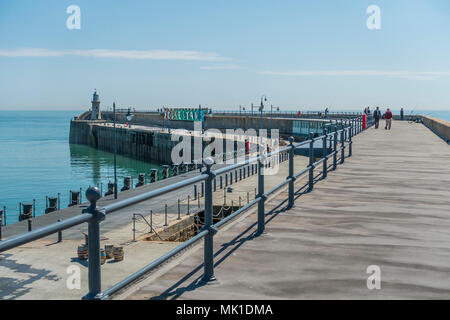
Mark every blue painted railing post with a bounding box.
[349,126,353,157]
[322,128,328,179]
[82,187,105,300]
[341,129,345,164]
[202,157,217,283]
[257,157,265,234]
[288,137,295,209]
[333,128,338,170]
[308,132,314,191]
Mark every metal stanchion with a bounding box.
[202,158,216,283]
[308,132,314,191]
[82,187,105,300]
[288,137,295,208]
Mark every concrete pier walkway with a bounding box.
[120,121,450,299]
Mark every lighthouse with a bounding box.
[90,90,101,120]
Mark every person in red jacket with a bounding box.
[384,108,393,130]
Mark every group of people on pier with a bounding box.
[364,106,394,130]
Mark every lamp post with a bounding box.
[270,104,279,131]
[113,102,118,199]
[259,95,267,153]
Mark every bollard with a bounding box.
[136,173,146,188]
[341,129,345,164]
[104,183,115,197]
[46,197,58,214]
[57,219,62,242]
[308,132,314,192]
[21,203,33,221]
[150,169,158,183]
[177,199,181,220]
[162,165,169,179]
[322,128,328,179]
[27,218,32,232]
[82,187,105,300]
[225,174,228,187]
[247,191,249,204]
[194,185,198,200]
[121,176,131,191]
[172,165,179,176]
[198,193,200,209]
[202,157,216,283]
[235,170,238,183]
[220,175,223,189]
[224,189,226,205]
[257,159,265,235]
[230,172,233,185]
[214,177,217,192]
[239,168,242,180]
[288,137,295,209]
[333,129,338,170]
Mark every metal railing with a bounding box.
[0,116,364,299]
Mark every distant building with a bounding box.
[90,90,101,120]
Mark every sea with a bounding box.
[0,111,162,225]
[0,109,448,225]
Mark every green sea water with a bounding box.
[0,111,162,225]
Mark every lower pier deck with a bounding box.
[120,121,450,299]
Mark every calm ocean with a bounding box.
[0,111,162,225]
[0,109,448,225]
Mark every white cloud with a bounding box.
[200,63,239,70]
[0,48,230,62]
[260,70,450,80]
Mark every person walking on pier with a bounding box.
[374,107,382,129]
[384,108,393,130]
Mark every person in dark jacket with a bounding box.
[373,107,382,129]
[384,108,393,130]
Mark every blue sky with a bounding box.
[0,0,449,111]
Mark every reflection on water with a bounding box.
[69,144,162,188]
[0,110,164,225]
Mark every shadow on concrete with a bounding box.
[70,257,88,267]
[0,253,60,299]
[146,167,330,300]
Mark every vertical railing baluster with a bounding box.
[288,137,295,209]
[82,187,105,300]
[322,128,328,179]
[257,158,265,234]
[333,128,338,170]
[202,158,216,283]
[349,125,353,157]
[308,132,314,191]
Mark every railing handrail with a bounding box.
[0,117,365,300]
